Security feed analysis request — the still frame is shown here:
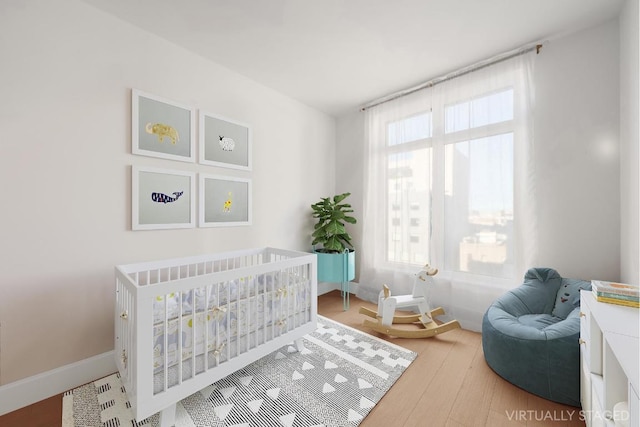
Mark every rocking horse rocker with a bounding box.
[359,264,461,338]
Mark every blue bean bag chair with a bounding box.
[482,267,591,407]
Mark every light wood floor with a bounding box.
[0,291,585,427]
[320,291,585,427]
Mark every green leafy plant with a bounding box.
[311,192,357,253]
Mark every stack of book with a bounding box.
[592,280,639,308]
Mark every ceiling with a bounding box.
[82,0,624,117]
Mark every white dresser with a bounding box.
[580,290,639,427]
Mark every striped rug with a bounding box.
[63,316,416,426]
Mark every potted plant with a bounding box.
[311,192,357,283]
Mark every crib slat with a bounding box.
[226,281,231,363]
[204,284,210,372]
[236,281,240,357]
[268,274,273,342]
[189,288,195,381]
[163,294,168,393]
[253,276,258,347]
[263,292,266,340]
[215,282,220,367]
[180,290,186,387]
[246,276,251,351]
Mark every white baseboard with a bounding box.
[317,281,359,296]
[0,288,359,417]
[0,350,116,416]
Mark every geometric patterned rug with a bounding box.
[62,316,416,427]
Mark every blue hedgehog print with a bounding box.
[151,191,183,204]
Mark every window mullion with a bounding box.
[385,137,433,155]
[430,106,446,268]
[441,120,513,145]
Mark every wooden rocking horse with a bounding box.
[359,264,461,338]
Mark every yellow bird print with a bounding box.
[223,192,233,212]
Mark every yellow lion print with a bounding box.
[146,122,179,145]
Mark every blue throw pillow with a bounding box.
[552,278,591,319]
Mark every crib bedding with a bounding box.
[153,312,309,394]
[152,272,299,323]
[115,247,317,422]
[152,274,310,375]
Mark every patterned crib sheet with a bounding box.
[152,273,310,374]
[152,274,288,324]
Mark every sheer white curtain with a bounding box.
[358,51,537,331]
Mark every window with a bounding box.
[444,133,514,278]
[384,89,515,279]
[387,143,432,265]
[361,53,534,326]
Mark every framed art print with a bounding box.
[199,111,251,170]
[132,166,196,230]
[199,174,252,227]
[132,89,196,162]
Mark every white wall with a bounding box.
[534,18,621,281]
[0,0,335,385]
[335,111,364,280]
[619,0,640,285]
[336,18,624,287]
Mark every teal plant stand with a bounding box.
[314,249,355,310]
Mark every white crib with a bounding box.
[114,247,317,426]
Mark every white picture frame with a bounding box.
[132,89,196,162]
[199,111,252,170]
[199,174,252,227]
[132,166,196,230]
